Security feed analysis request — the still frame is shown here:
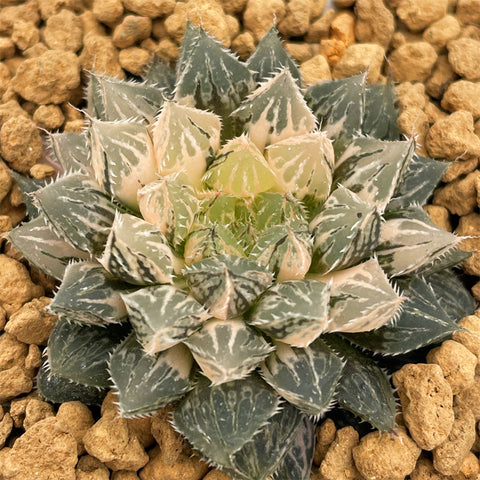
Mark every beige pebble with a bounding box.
[220,0,248,15]
[471,282,480,302]
[443,157,480,183]
[0,214,12,233]
[92,0,123,25]
[389,42,438,82]
[0,366,33,403]
[119,47,152,75]
[38,0,83,20]
[457,0,480,26]
[84,415,148,471]
[11,20,39,50]
[426,55,458,99]
[203,471,234,480]
[43,9,83,52]
[331,11,356,47]
[456,376,480,420]
[139,445,209,480]
[354,0,395,48]
[313,418,336,466]
[426,110,480,161]
[333,43,385,82]
[410,455,451,480]
[319,426,361,480]
[396,81,428,111]
[285,42,313,63]
[453,315,480,367]
[393,363,454,450]
[396,0,448,32]
[0,62,10,97]
[0,163,12,203]
[163,2,188,43]
[80,10,107,39]
[319,38,346,67]
[30,163,57,180]
[442,80,480,119]
[113,15,152,49]
[12,49,80,104]
[2,417,78,480]
[434,170,480,216]
[9,392,39,428]
[0,37,15,59]
[111,472,141,480]
[0,412,13,449]
[23,42,49,58]
[243,0,287,41]
[334,0,355,6]
[397,107,429,147]
[33,104,65,130]
[225,15,240,40]
[6,297,57,345]
[23,399,55,430]
[300,54,332,84]
[0,1,40,35]
[448,37,480,81]
[456,212,480,252]
[64,119,85,133]
[423,14,461,52]
[427,340,477,395]
[0,332,28,372]
[76,455,110,480]
[24,344,42,371]
[4,56,25,76]
[452,451,480,480]
[123,0,175,18]
[80,35,124,78]
[279,0,314,37]
[352,426,421,480]
[306,8,335,43]
[155,38,179,63]
[0,101,29,129]
[126,416,155,450]
[231,31,256,60]
[150,406,183,465]
[432,404,476,476]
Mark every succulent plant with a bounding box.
[9,24,477,480]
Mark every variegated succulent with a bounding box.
[9,24,477,480]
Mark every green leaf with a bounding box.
[334,136,415,213]
[99,212,179,285]
[247,27,302,85]
[344,277,463,355]
[376,206,461,277]
[305,74,366,154]
[415,246,472,275]
[109,334,195,417]
[47,132,91,176]
[8,215,90,281]
[265,132,334,204]
[121,284,210,354]
[253,192,307,231]
[325,334,397,431]
[232,69,317,151]
[309,186,381,274]
[260,340,343,415]
[388,153,448,210]
[184,254,273,320]
[34,174,119,255]
[143,56,176,96]
[363,82,400,141]
[152,101,221,189]
[89,119,157,211]
[184,318,273,384]
[50,261,128,326]
[86,73,164,123]
[172,375,280,468]
[249,280,329,347]
[47,319,128,388]
[9,171,47,219]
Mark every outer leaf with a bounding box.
[109,334,195,417]
[47,132,91,176]
[246,27,302,85]
[8,214,90,280]
[313,258,404,333]
[305,74,366,154]
[99,212,179,285]
[50,261,128,326]
[184,254,273,320]
[309,186,381,275]
[415,246,472,275]
[325,334,397,431]
[172,375,280,468]
[34,173,119,255]
[86,73,164,123]
[89,119,157,210]
[184,318,273,384]
[273,416,315,480]
[47,319,128,388]
[249,280,330,347]
[232,69,317,151]
[143,57,176,96]
[344,277,464,355]
[249,224,313,282]
[260,340,343,415]
[376,206,461,277]
[265,132,334,204]
[8,172,46,219]
[152,101,221,189]
[334,136,415,213]
[121,284,211,354]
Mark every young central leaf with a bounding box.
[183,254,273,320]
[202,135,279,198]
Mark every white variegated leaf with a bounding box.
[253,192,307,231]
[184,318,273,384]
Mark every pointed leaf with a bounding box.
[334,137,415,213]
[143,57,176,96]
[172,375,280,468]
[253,192,307,231]
[415,245,472,275]
[99,212,179,285]
[9,171,47,219]
[325,334,397,431]
[47,132,91,176]
[90,119,157,210]
[121,284,211,354]
[184,254,273,320]
[249,280,329,347]
[109,334,195,417]
[232,69,317,151]
[34,174,119,255]
[309,186,381,274]
[247,27,302,85]
[184,318,273,384]
[50,261,128,326]
[261,340,343,415]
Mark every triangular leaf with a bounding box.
[9,171,47,219]
[143,56,176,96]
[47,132,91,176]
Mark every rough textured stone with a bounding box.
[118,47,152,75]
[426,54,458,99]
[354,0,395,48]
[80,35,124,79]
[278,0,312,37]
[122,0,175,17]
[441,80,480,119]
[330,11,355,46]
[231,31,256,60]
[389,42,437,82]
[352,427,421,480]
[43,9,83,52]
[243,0,286,41]
[150,407,183,466]
[113,15,152,49]
[332,43,385,83]
[306,8,336,43]
[92,0,123,25]
[300,54,332,84]
[453,316,480,365]
[396,81,428,111]
[410,456,451,480]
[456,0,480,25]
[396,0,448,32]
[23,399,55,430]
[0,366,33,403]
[33,104,65,130]
[0,1,40,35]
[56,401,95,455]
[11,20,39,50]
[423,14,461,51]
[448,37,480,80]
[0,332,27,371]
[0,412,12,449]
[76,455,110,480]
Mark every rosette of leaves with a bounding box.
[9,24,476,480]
